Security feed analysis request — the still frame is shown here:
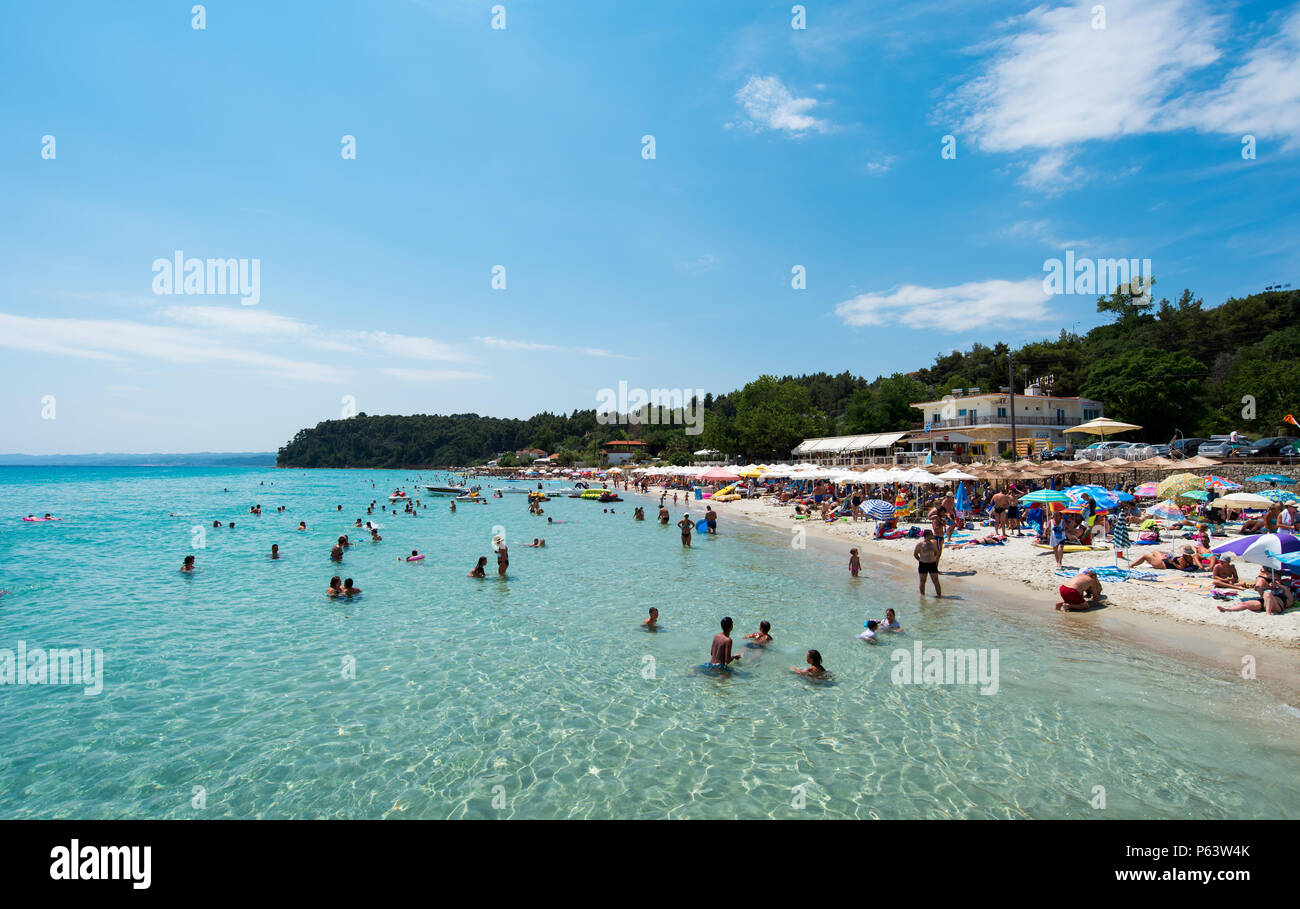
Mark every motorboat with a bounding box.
[423,485,467,496]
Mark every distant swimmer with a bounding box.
[370,529,381,542]
[270,544,280,560]
[658,506,670,524]
[792,649,827,677]
[634,507,644,521]
[342,578,362,596]
[709,617,741,668]
[405,550,423,562]
[643,607,659,629]
[298,521,307,531]
[330,543,344,562]
[743,621,773,645]
[677,514,693,547]
[181,555,196,573]
[326,576,343,597]
[468,557,488,578]
[449,501,457,512]
[213,520,221,528]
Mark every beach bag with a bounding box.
[1138,531,1159,542]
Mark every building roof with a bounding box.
[910,393,1100,407]
[603,440,647,447]
[792,432,908,454]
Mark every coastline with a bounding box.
[638,485,1300,708]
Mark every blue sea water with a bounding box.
[0,466,1297,819]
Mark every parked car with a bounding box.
[1147,443,1171,457]
[1198,439,1253,458]
[1281,441,1300,458]
[1170,438,1208,458]
[1247,436,1296,458]
[1040,446,1070,461]
[1077,442,1106,460]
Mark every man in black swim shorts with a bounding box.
[913,529,942,596]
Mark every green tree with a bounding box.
[1080,347,1205,441]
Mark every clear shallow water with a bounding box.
[0,466,1297,819]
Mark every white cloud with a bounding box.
[834,279,1053,332]
[0,312,340,382]
[474,336,560,351]
[734,75,829,135]
[380,367,489,382]
[579,347,631,359]
[866,155,896,175]
[939,0,1300,184]
[355,330,467,362]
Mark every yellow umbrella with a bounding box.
[1157,472,1205,501]
[1062,417,1143,440]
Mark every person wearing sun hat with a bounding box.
[1211,553,1247,590]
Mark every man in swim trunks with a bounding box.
[990,490,1010,535]
[643,607,658,629]
[704,505,717,534]
[678,514,693,547]
[1211,553,1248,589]
[914,530,942,596]
[1055,569,1102,611]
[658,505,670,524]
[709,616,741,667]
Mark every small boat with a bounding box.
[423,485,467,496]
[388,491,410,503]
[495,487,530,495]
[454,493,487,503]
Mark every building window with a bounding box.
[997,407,1007,417]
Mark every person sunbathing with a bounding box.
[950,532,1007,548]
[1217,570,1294,614]
[1129,544,1199,571]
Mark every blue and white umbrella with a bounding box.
[1063,485,1122,511]
[1258,489,1300,504]
[860,499,896,519]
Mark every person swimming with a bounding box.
[270,544,280,560]
[643,607,659,629]
[326,576,343,597]
[298,521,307,530]
[792,649,827,677]
[342,578,361,596]
[880,608,902,631]
[181,555,196,573]
[743,620,773,645]
[858,620,880,643]
[468,557,487,578]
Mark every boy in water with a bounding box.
[342,578,362,596]
[270,544,280,560]
[181,555,196,573]
[709,617,741,668]
[858,620,880,643]
[643,607,658,629]
[743,620,773,645]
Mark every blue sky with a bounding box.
[1,0,1297,453]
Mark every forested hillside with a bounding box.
[277,287,1299,467]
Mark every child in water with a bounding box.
[643,607,658,629]
[849,548,861,578]
[792,650,827,676]
[743,621,773,645]
[181,555,196,573]
[858,620,881,643]
[468,557,487,578]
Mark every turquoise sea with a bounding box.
[1,466,1297,819]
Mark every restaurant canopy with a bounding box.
[792,432,908,455]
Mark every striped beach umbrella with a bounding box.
[860,499,896,519]
[1258,489,1300,504]
[1246,473,1295,485]
[1134,481,1158,498]
[1202,475,1241,491]
[1157,472,1205,501]
[1111,518,1130,555]
[1144,499,1185,522]
[1019,489,1069,504]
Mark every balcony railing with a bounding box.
[928,415,1087,429]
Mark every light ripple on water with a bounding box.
[0,466,1297,819]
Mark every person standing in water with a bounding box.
[496,542,509,576]
[270,544,280,560]
[677,514,693,547]
[181,555,196,573]
[704,505,718,535]
[792,650,827,677]
[849,548,861,578]
[643,607,659,629]
[709,617,741,668]
[914,529,942,597]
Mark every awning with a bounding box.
[792,432,908,454]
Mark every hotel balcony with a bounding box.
[927,415,1088,429]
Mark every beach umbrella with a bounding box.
[1020,489,1069,503]
[1210,492,1272,509]
[953,482,970,514]
[698,467,740,482]
[737,466,767,478]
[1157,472,1205,501]
[1182,490,1209,502]
[1258,489,1300,504]
[1181,456,1221,469]
[1134,482,1158,497]
[1111,519,1130,563]
[860,499,896,519]
[1246,473,1296,485]
[937,468,976,481]
[1144,499,1185,521]
[1212,533,1300,569]
[1063,484,1122,510]
[1062,417,1143,441]
[1202,475,1241,491]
